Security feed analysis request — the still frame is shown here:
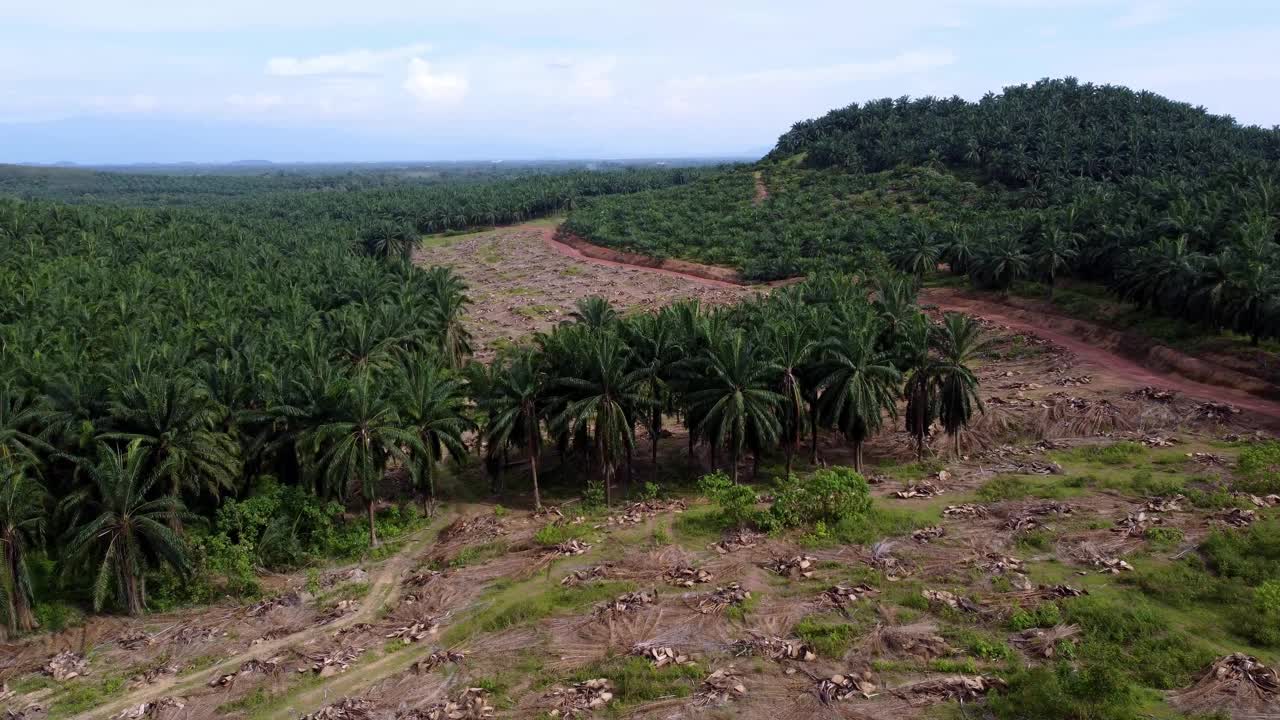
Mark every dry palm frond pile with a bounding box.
[912,526,946,544]
[1036,395,1133,438]
[550,539,591,557]
[300,698,375,720]
[209,656,286,687]
[560,564,612,586]
[1218,508,1256,527]
[248,590,303,616]
[1011,624,1081,658]
[631,644,690,668]
[544,678,614,718]
[439,515,506,543]
[697,666,747,705]
[816,669,878,703]
[406,688,496,720]
[1171,653,1280,717]
[694,583,751,614]
[112,697,186,720]
[302,647,363,677]
[865,623,955,659]
[664,564,713,587]
[712,529,762,554]
[922,590,982,613]
[943,504,988,518]
[764,555,818,579]
[386,620,439,644]
[901,675,1006,703]
[595,589,657,617]
[412,650,465,674]
[43,652,87,681]
[894,480,944,499]
[821,584,879,612]
[731,634,816,662]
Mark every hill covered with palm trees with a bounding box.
[565,77,1280,342]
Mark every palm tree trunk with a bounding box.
[651,410,661,483]
[784,443,793,480]
[527,431,542,512]
[710,443,718,473]
[367,499,379,548]
[809,402,819,464]
[853,441,863,473]
[5,542,35,632]
[953,431,961,458]
[730,445,740,485]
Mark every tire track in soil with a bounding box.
[71,515,450,720]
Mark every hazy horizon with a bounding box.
[3,1,1278,164]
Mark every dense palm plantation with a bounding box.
[568,79,1280,340]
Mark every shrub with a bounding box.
[1077,442,1147,466]
[770,467,871,529]
[1008,602,1063,631]
[698,472,759,529]
[1144,526,1184,549]
[1235,442,1280,494]
[1202,520,1280,586]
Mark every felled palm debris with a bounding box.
[1193,402,1241,422]
[334,622,373,641]
[320,568,369,588]
[301,647,362,677]
[127,663,178,689]
[980,554,1033,590]
[1093,557,1135,574]
[439,515,506,543]
[175,625,222,644]
[664,564,713,587]
[1044,584,1088,599]
[869,540,911,580]
[694,583,751,614]
[549,539,591,556]
[317,599,359,624]
[1188,452,1229,466]
[899,675,1007,703]
[631,644,690,668]
[912,526,946,544]
[1129,386,1176,402]
[1218,508,1256,527]
[894,480,943,499]
[731,634,816,662]
[711,528,762,554]
[605,499,687,526]
[404,569,442,588]
[764,555,817,578]
[1057,375,1092,386]
[385,620,439,644]
[816,669,878,704]
[866,623,955,659]
[820,583,879,612]
[209,656,285,687]
[251,626,296,646]
[922,589,981,613]
[993,460,1064,475]
[533,505,565,519]
[116,630,153,650]
[696,666,747,705]
[1113,510,1163,537]
[1171,653,1280,717]
[596,589,657,616]
[1005,503,1072,533]
[412,650,465,674]
[300,697,375,720]
[943,504,988,518]
[544,678,614,718]
[1246,494,1280,508]
[406,688,495,720]
[1142,435,1177,447]
[1145,495,1185,512]
[43,651,88,681]
[1012,624,1081,658]
[248,589,303,616]
[560,564,612,586]
[112,697,186,719]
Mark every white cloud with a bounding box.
[266,44,430,77]
[1111,1,1173,28]
[226,93,285,111]
[402,58,468,105]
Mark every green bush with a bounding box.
[989,655,1141,720]
[1008,602,1063,631]
[1076,442,1147,466]
[1202,521,1280,586]
[769,467,871,529]
[1235,442,1280,493]
[698,472,759,529]
[1144,526,1184,550]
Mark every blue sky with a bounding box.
[1,0,1277,163]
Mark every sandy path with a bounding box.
[71,517,449,720]
[922,289,1280,420]
[752,170,769,204]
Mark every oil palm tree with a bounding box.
[0,385,50,468]
[568,296,619,330]
[1,464,45,634]
[970,235,1030,292]
[424,266,473,369]
[686,332,782,483]
[395,356,472,508]
[309,374,424,547]
[900,315,936,461]
[933,314,986,455]
[624,311,682,479]
[815,316,901,471]
[61,440,192,615]
[1034,228,1079,299]
[486,352,548,510]
[763,317,817,479]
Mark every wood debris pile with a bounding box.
[869,541,911,580]
[605,499,686,526]
[301,698,375,720]
[248,590,303,617]
[43,651,87,681]
[412,650,465,674]
[631,644,690,668]
[1246,494,1280,508]
[1188,452,1229,466]
[816,669,878,703]
[404,569,442,588]
[301,647,362,677]
[820,583,879,611]
[711,529,762,554]
[1043,584,1088,599]
[922,589,982,613]
[1193,402,1241,422]
[764,555,817,579]
[550,539,591,556]
[334,622,373,641]
[696,666,747,705]
[209,656,285,687]
[386,620,439,644]
[439,515,506,543]
[320,568,368,588]
[409,688,495,720]
[1218,508,1256,527]
[912,526,945,544]
[695,583,751,614]
[1113,510,1163,537]
[1012,624,1081,658]
[318,599,359,624]
[980,554,1032,590]
[731,634,816,662]
[1129,387,1176,402]
[894,480,943,499]
[112,697,185,719]
[116,630,154,650]
[1142,435,1177,447]
[1172,653,1279,716]
[1145,495,1185,512]
[127,663,177,688]
[175,625,222,644]
[1093,557,1135,574]
[596,589,657,616]
[560,564,611,586]
[904,675,1006,702]
[943,504,988,518]
[1057,375,1092,386]
[664,564,713,587]
[544,678,614,718]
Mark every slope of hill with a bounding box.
[565,78,1280,341]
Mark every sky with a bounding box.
[1,0,1277,164]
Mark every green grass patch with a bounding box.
[532,523,596,547]
[562,656,703,708]
[443,580,634,645]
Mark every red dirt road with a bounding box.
[537,227,746,289]
[923,289,1280,421]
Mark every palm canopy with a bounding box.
[486,351,548,508]
[61,440,192,615]
[814,313,901,471]
[1,463,46,633]
[932,313,987,451]
[685,331,783,483]
[394,354,472,503]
